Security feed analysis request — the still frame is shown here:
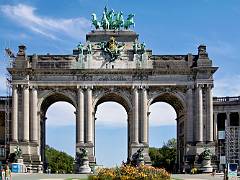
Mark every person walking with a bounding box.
[5,165,11,180]
[0,165,5,180]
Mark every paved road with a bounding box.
[172,173,229,180]
[11,173,238,180]
[12,173,88,180]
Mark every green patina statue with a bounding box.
[14,145,22,159]
[91,6,135,30]
[124,13,135,29]
[77,42,84,55]
[201,148,212,160]
[91,13,101,29]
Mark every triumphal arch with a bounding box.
[8,7,217,172]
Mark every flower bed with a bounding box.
[89,165,171,180]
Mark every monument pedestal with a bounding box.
[201,159,213,173]
[17,158,24,164]
[77,157,91,174]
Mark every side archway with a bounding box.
[148,91,187,172]
[38,91,77,171]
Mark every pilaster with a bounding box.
[213,112,218,141]
[206,84,213,142]
[196,84,203,142]
[140,86,148,144]
[132,86,139,144]
[23,85,30,142]
[77,87,84,145]
[186,86,193,143]
[12,85,18,142]
[31,87,38,143]
[86,86,93,144]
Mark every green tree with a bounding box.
[149,138,177,172]
[45,145,74,174]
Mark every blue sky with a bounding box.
[0,0,240,167]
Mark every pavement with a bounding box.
[172,173,233,180]
[11,172,239,180]
[12,173,89,180]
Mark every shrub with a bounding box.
[89,165,171,180]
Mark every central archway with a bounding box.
[95,102,127,167]
[93,92,132,166]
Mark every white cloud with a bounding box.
[149,102,177,126]
[0,4,91,40]
[46,102,76,126]
[96,102,177,128]
[96,102,128,128]
[213,75,240,97]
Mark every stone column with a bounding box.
[207,85,213,142]
[141,87,148,144]
[12,85,18,142]
[196,85,203,142]
[213,112,218,141]
[23,86,30,142]
[31,87,38,142]
[226,112,230,127]
[77,87,84,144]
[238,112,240,127]
[186,87,193,143]
[132,86,139,144]
[86,87,93,144]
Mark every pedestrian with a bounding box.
[211,169,216,176]
[224,167,228,180]
[5,165,11,180]
[0,165,5,180]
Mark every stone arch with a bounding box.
[148,91,186,117]
[39,90,77,116]
[93,91,132,113]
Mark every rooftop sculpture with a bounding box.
[91,6,135,30]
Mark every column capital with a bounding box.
[187,85,194,90]
[12,84,18,89]
[207,84,214,89]
[23,85,29,90]
[132,86,140,91]
[83,85,93,90]
[139,85,148,90]
[77,86,84,92]
[29,86,38,90]
[196,84,204,89]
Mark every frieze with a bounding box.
[97,75,127,81]
[151,55,187,61]
[77,75,93,81]
[132,74,148,81]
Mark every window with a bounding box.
[0,147,5,157]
